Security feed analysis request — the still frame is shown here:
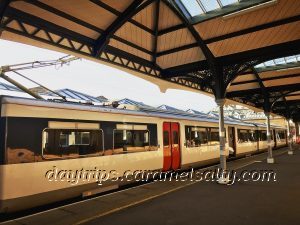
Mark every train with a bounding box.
[0,95,287,213]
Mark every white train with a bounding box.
[0,96,287,212]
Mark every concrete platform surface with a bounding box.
[1,146,299,225]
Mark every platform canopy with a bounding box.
[0,0,299,121]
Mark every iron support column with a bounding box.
[265,111,274,163]
[216,98,229,184]
[295,122,299,142]
[287,119,293,155]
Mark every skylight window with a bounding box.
[285,56,297,63]
[176,0,275,23]
[179,0,239,17]
[254,55,300,69]
[200,1,220,12]
[274,58,286,65]
[264,60,275,66]
[181,0,204,16]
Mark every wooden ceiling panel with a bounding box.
[259,68,300,79]
[10,1,101,39]
[288,91,300,95]
[157,47,205,69]
[208,22,300,57]
[286,95,300,101]
[158,1,182,31]
[38,0,117,31]
[194,0,300,40]
[115,22,153,51]
[109,39,151,61]
[132,2,155,30]
[100,0,134,12]
[263,77,300,87]
[232,74,256,83]
[227,82,260,92]
[157,28,195,52]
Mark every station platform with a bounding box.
[2,146,299,225]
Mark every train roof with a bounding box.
[0,95,285,129]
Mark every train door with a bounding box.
[228,126,236,157]
[162,122,181,171]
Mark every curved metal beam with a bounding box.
[271,90,300,110]
[251,66,271,112]
[23,0,153,57]
[90,0,155,35]
[162,0,216,65]
[162,0,221,97]
[152,0,160,64]
[0,0,10,27]
[251,67,266,91]
[93,0,151,57]
[282,95,291,118]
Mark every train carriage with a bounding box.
[0,96,287,212]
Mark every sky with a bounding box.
[0,40,216,112]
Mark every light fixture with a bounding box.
[222,0,278,20]
[275,66,300,72]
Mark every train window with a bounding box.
[259,130,267,141]
[42,129,104,159]
[249,130,257,142]
[237,129,257,143]
[163,131,170,146]
[113,129,156,154]
[238,129,250,143]
[276,130,286,143]
[185,126,208,148]
[209,128,219,145]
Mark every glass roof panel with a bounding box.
[255,63,265,68]
[264,60,275,66]
[285,56,297,63]
[181,0,204,17]
[254,54,300,70]
[274,58,286,65]
[179,0,239,18]
[200,0,221,12]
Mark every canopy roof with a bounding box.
[0,0,299,121]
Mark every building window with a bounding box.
[42,129,104,159]
[185,126,208,147]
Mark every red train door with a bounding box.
[163,122,181,171]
